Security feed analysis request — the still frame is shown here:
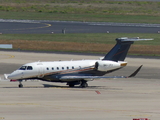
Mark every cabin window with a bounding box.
[67,67,69,69]
[72,66,74,69]
[27,66,33,70]
[62,67,64,70]
[57,67,59,70]
[46,67,49,70]
[19,66,27,70]
[52,67,54,70]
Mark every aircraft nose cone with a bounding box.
[7,71,22,79]
[7,74,16,79]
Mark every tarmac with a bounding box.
[0,51,160,120]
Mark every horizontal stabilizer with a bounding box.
[116,37,153,42]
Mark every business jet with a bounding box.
[4,37,152,88]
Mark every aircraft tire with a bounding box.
[69,84,75,87]
[80,82,88,88]
[19,84,23,88]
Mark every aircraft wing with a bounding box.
[59,65,142,80]
[59,75,126,80]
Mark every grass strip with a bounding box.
[0,1,160,23]
[1,12,160,23]
[0,33,160,56]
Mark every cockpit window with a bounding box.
[27,66,33,70]
[19,66,27,70]
[19,66,33,70]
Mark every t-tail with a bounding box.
[103,37,153,62]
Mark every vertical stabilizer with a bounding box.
[103,37,153,62]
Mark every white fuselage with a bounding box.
[7,59,126,81]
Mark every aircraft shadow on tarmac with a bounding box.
[1,83,122,90]
[42,84,122,90]
[42,84,104,89]
[2,84,108,89]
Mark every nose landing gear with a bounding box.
[18,80,23,88]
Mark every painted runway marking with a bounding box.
[0,54,15,59]
[0,103,39,106]
[95,91,101,94]
[2,22,51,31]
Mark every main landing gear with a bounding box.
[80,81,88,88]
[67,80,88,88]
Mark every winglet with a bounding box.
[4,74,9,79]
[128,65,143,78]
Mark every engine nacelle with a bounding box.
[95,60,121,72]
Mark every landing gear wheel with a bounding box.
[69,84,75,87]
[80,82,88,88]
[19,84,23,88]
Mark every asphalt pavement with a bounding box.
[0,19,160,34]
[0,51,160,120]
